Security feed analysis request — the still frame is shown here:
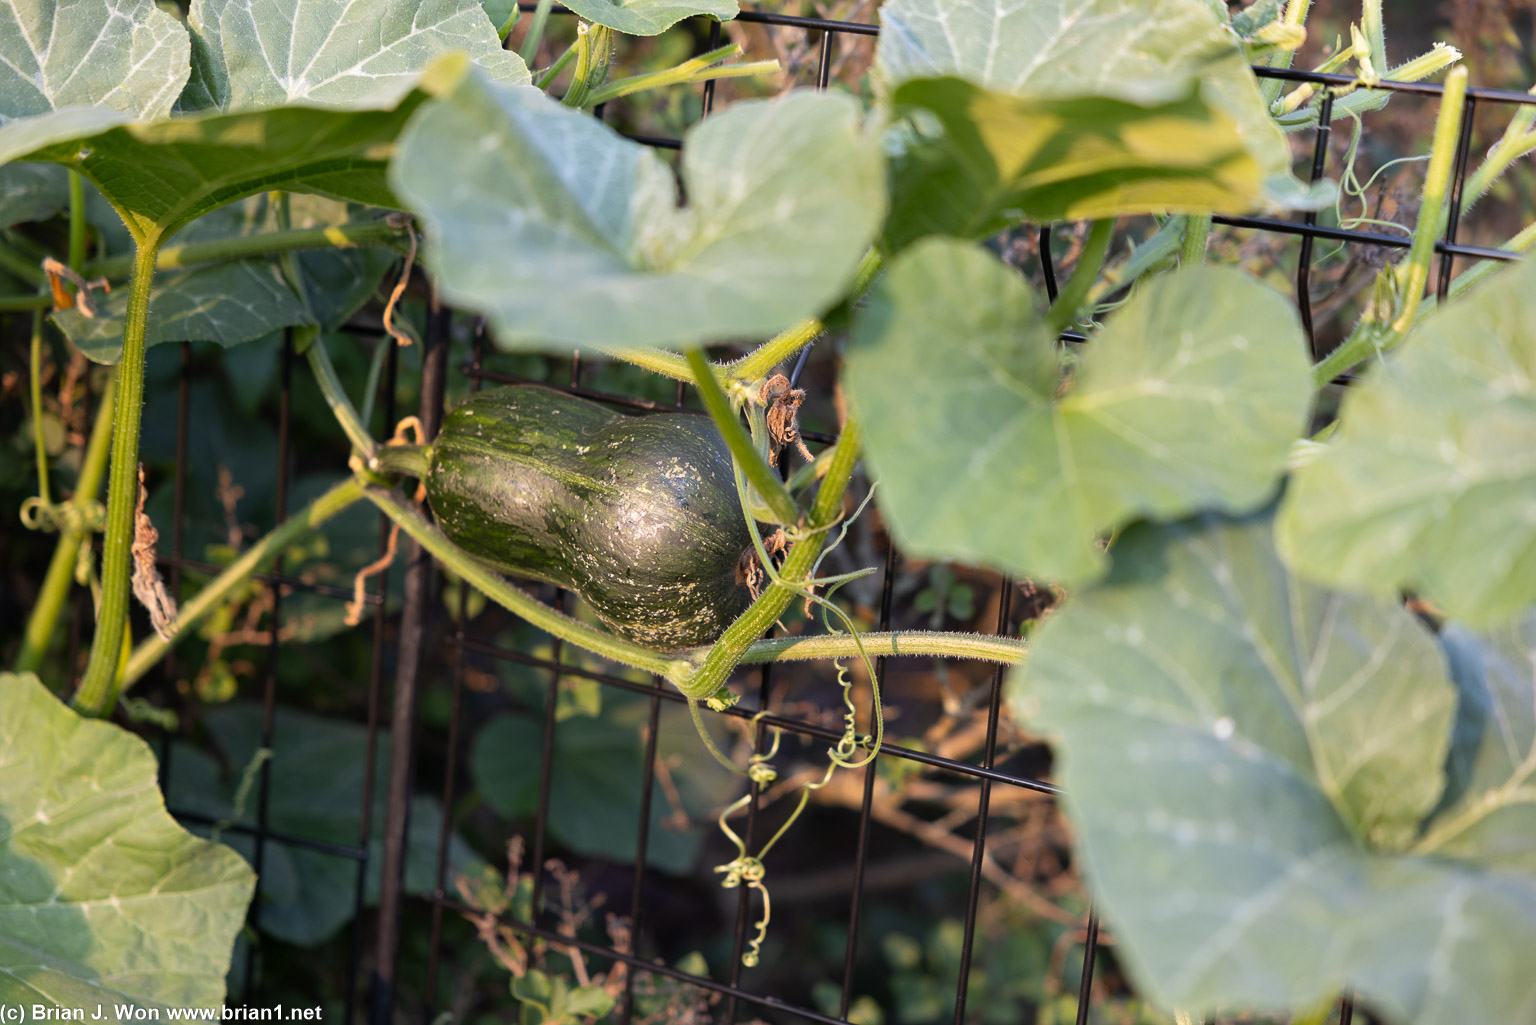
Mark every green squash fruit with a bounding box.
[425,385,757,650]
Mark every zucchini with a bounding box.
[425,385,757,650]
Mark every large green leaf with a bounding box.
[181,0,527,111]
[2,0,526,243]
[471,695,737,875]
[1277,257,1536,628]
[0,672,254,1011]
[875,0,1329,250]
[55,197,396,363]
[391,71,885,351]
[843,239,1312,585]
[0,0,190,161]
[1008,513,1536,1025]
[166,703,486,948]
[560,0,736,35]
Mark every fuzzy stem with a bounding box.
[732,629,1025,666]
[676,419,863,701]
[84,221,403,279]
[583,45,765,108]
[118,477,368,690]
[1180,213,1213,267]
[0,294,50,311]
[29,312,51,510]
[15,372,115,674]
[73,238,162,717]
[306,333,377,458]
[364,487,683,679]
[1044,220,1114,338]
[730,249,884,382]
[686,348,799,526]
[373,444,430,478]
[1260,0,1314,105]
[518,0,555,65]
[534,40,579,90]
[68,172,87,273]
[1311,67,1468,386]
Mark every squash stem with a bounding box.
[1044,220,1114,338]
[373,444,430,478]
[686,348,800,526]
[1311,67,1469,386]
[116,477,369,692]
[73,236,162,718]
[363,487,682,679]
[84,221,405,280]
[733,629,1024,667]
[676,419,864,702]
[306,333,378,459]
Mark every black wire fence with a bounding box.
[108,6,1534,1025]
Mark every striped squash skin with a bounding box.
[426,385,756,650]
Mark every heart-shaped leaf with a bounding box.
[1278,257,1536,628]
[180,0,527,112]
[0,0,190,162]
[390,70,886,351]
[875,0,1331,251]
[3,0,526,244]
[0,672,254,1011]
[1008,513,1536,1025]
[843,239,1312,585]
[560,0,737,35]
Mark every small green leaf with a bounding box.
[559,0,736,35]
[843,240,1312,585]
[1009,512,1536,1025]
[0,0,190,162]
[1278,257,1536,628]
[391,71,885,351]
[875,0,1331,250]
[0,672,254,1011]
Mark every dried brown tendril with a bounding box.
[759,374,814,467]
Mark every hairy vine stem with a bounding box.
[73,236,162,717]
[118,477,369,691]
[1311,66,1469,386]
[84,221,405,280]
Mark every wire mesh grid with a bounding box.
[109,6,1536,1025]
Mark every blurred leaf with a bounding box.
[559,0,736,35]
[0,672,253,1011]
[1278,257,1536,628]
[874,0,1331,250]
[167,702,485,947]
[471,696,736,875]
[1010,510,1536,1025]
[0,161,67,228]
[392,73,885,351]
[844,240,1311,585]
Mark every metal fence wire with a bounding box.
[123,5,1536,1025]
